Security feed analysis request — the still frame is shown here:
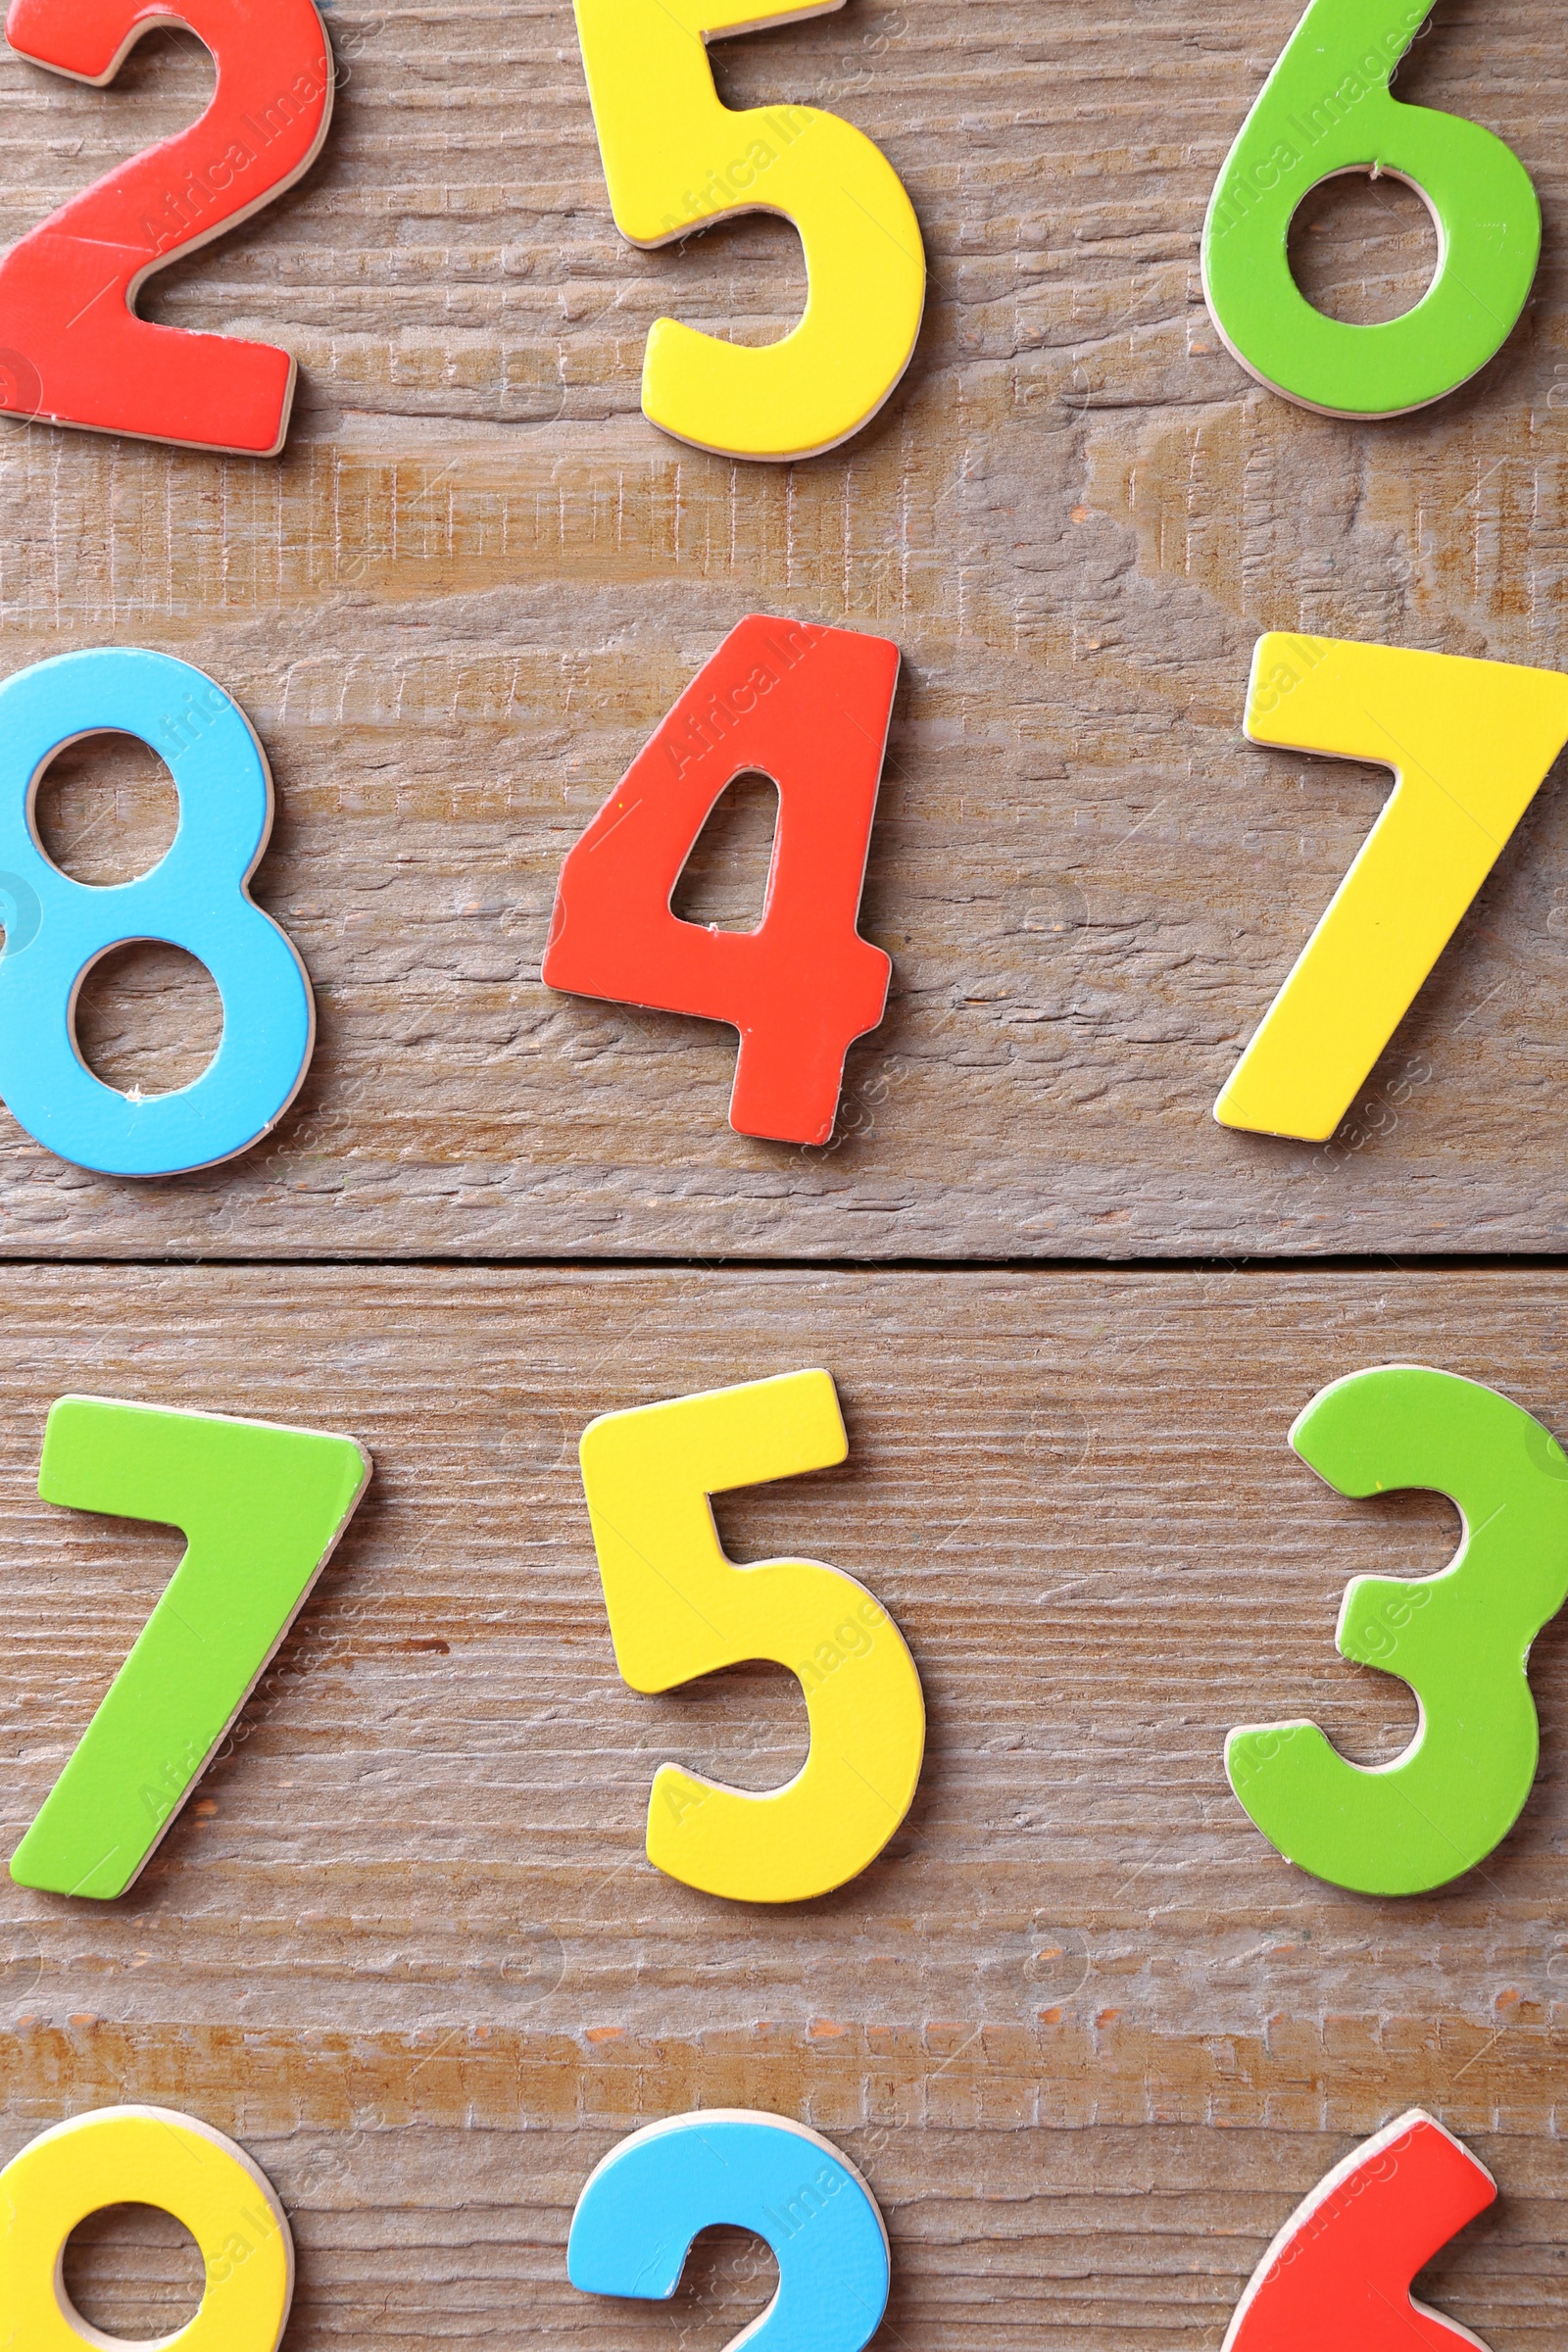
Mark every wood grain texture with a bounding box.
[0,7,1562,2349]
[1,1266,1566,2348]
[0,2,1563,1250]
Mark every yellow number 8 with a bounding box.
[0,2106,292,2352]
[571,0,926,460]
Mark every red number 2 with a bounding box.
[0,0,333,454]
[544,614,899,1147]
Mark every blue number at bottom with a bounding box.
[0,648,313,1176]
[568,2111,890,2352]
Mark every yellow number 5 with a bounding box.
[1216,634,1568,1143]
[577,1369,925,1902]
[571,0,925,461]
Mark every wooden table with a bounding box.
[0,2,1563,2345]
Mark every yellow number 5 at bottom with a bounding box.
[1215,635,1568,1143]
[577,1369,924,1902]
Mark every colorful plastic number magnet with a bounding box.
[0,648,316,1176]
[568,2111,890,2352]
[0,2103,294,2352]
[1224,2110,1495,2352]
[1202,0,1539,416]
[0,0,334,454]
[1226,1365,1568,1896]
[1216,635,1568,1143]
[577,1368,925,1903]
[544,615,897,1148]
[571,0,923,458]
[10,1396,370,1900]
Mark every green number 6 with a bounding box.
[1227,1365,1568,1896]
[1202,0,1540,416]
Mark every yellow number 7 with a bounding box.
[571,0,925,461]
[577,1369,924,1902]
[1216,634,1568,1143]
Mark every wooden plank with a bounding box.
[0,3,1562,1250]
[1,1265,1564,2347]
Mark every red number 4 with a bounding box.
[544,614,900,1148]
[0,0,333,455]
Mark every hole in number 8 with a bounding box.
[0,648,314,1175]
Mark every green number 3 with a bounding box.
[1227,1365,1568,1896]
[1202,0,1540,416]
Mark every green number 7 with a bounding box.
[10,1396,370,1901]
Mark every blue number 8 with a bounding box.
[0,648,313,1176]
